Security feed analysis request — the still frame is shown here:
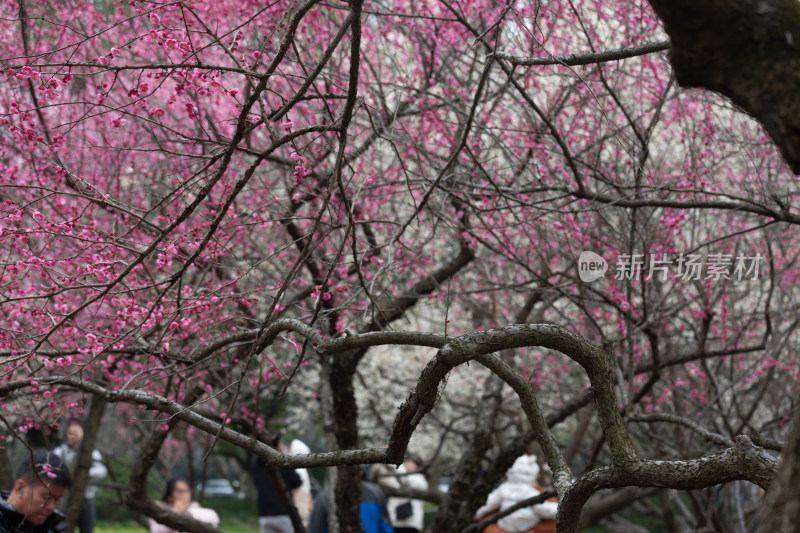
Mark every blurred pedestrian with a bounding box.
[382,460,427,533]
[149,477,219,533]
[309,465,393,533]
[251,433,302,533]
[0,450,72,533]
[474,455,557,533]
[289,439,313,527]
[53,420,107,533]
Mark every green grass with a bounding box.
[96,521,144,533]
[95,519,258,533]
[96,497,260,533]
[206,497,259,532]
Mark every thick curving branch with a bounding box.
[387,324,638,495]
[558,435,778,532]
[474,353,572,496]
[6,321,782,532]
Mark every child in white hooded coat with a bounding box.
[475,455,558,533]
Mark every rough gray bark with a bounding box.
[557,436,777,533]
[646,0,800,174]
[0,320,781,532]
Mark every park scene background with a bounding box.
[1,0,800,531]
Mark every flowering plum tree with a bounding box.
[1,0,799,531]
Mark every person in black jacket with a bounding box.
[251,433,302,533]
[0,449,72,533]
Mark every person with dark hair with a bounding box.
[0,449,72,533]
[53,420,107,533]
[148,477,219,533]
[250,433,302,533]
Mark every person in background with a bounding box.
[53,419,107,533]
[382,459,428,533]
[289,439,313,527]
[0,450,72,533]
[474,455,558,533]
[148,477,219,533]
[251,433,302,533]
[308,465,394,533]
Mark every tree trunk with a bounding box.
[756,408,800,532]
[646,0,800,174]
[64,395,106,533]
[329,355,364,533]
